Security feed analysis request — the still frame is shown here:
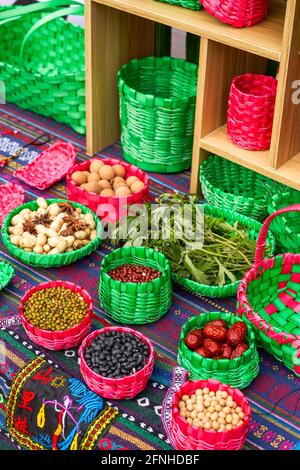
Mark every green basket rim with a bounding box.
[0,261,14,290]
[118,56,198,109]
[1,199,101,267]
[268,191,300,238]
[172,203,276,298]
[101,246,171,288]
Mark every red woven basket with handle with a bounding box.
[79,326,154,399]
[201,0,269,28]
[227,73,277,151]
[66,158,150,223]
[237,204,300,376]
[170,379,251,450]
[19,280,93,351]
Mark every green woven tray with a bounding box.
[1,199,101,268]
[200,155,281,221]
[0,1,85,134]
[172,204,276,298]
[155,0,201,10]
[99,246,172,324]
[268,190,300,253]
[118,56,198,174]
[178,312,259,388]
[0,261,14,291]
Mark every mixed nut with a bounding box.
[8,197,97,255]
[83,330,150,378]
[23,286,88,331]
[184,319,248,360]
[108,264,162,283]
[71,159,145,197]
[178,387,245,432]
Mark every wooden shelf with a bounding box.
[93,0,285,61]
[200,125,300,190]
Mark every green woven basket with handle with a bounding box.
[0,261,14,291]
[155,0,201,10]
[118,56,198,174]
[99,246,172,324]
[172,204,276,298]
[0,1,85,134]
[1,199,101,268]
[200,155,281,221]
[268,190,300,253]
[178,312,259,388]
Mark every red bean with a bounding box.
[108,264,161,283]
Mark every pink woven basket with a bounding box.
[19,280,93,351]
[201,0,269,28]
[170,379,251,450]
[66,158,150,223]
[0,183,24,226]
[79,326,154,399]
[14,141,76,190]
[227,73,277,151]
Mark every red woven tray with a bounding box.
[19,280,93,351]
[0,182,24,226]
[201,0,269,28]
[170,379,251,450]
[14,141,76,190]
[66,158,150,223]
[79,326,154,399]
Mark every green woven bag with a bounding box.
[172,204,276,298]
[178,312,259,388]
[200,155,281,221]
[1,199,101,268]
[118,56,198,173]
[0,261,14,291]
[155,0,201,10]
[268,190,300,253]
[99,246,172,324]
[0,1,85,134]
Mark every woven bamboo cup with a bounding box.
[237,204,300,377]
[227,73,277,151]
[79,326,155,399]
[201,0,269,27]
[170,379,251,450]
[99,246,172,324]
[19,280,93,351]
[177,312,259,389]
[268,190,300,253]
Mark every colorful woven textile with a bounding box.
[0,103,299,450]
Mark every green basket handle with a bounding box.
[0,0,82,22]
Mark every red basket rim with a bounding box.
[231,73,277,99]
[172,379,251,440]
[79,326,154,383]
[0,182,25,225]
[67,158,150,204]
[19,280,93,337]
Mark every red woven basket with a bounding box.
[201,0,269,28]
[14,141,76,190]
[19,280,93,351]
[0,182,24,226]
[79,326,155,399]
[67,158,150,223]
[170,379,251,450]
[227,73,277,151]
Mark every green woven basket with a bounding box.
[0,261,14,291]
[118,56,198,173]
[268,190,300,253]
[0,1,85,134]
[172,204,276,298]
[178,312,259,388]
[200,155,281,221]
[155,0,201,10]
[1,199,101,268]
[99,246,172,324]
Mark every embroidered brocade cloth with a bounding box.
[6,357,119,450]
